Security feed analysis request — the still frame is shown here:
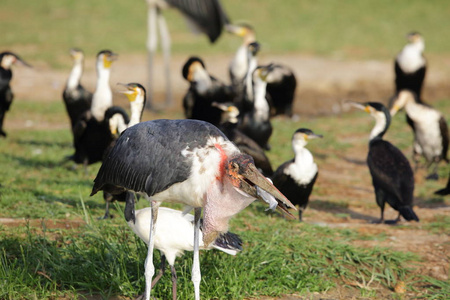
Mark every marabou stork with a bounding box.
[0,52,31,137]
[62,48,92,130]
[390,90,449,180]
[128,206,242,300]
[91,119,295,300]
[350,101,419,224]
[145,0,230,108]
[182,56,235,127]
[271,128,322,221]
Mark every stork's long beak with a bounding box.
[230,156,296,219]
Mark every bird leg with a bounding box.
[425,160,439,180]
[157,8,172,107]
[146,3,158,109]
[144,198,159,300]
[151,254,166,288]
[170,264,178,300]
[192,207,202,300]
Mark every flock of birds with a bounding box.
[1,2,449,299]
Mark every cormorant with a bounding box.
[434,172,450,196]
[91,119,295,300]
[62,48,92,130]
[265,64,297,117]
[393,32,426,102]
[0,52,31,137]
[351,101,419,224]
[182,56,235,126]
[390,90,449,180]
[271,128,322,221]
[238,64,273,150]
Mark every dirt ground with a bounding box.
[4,52,450,299]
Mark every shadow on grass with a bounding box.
[15,138,72,149]
[414,196,449,209]
[3,153,66,169]
[309,199,378,222]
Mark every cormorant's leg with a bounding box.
[372,188,385,224]
[151,254,166,288]
[170,264,178,300]
[99,191,113,220]
[298,208,304,222]
[124,192,136,223]
[144,198,159,300]
[425,159,439,180]
[192,207,202,300]
[0,111,6,137]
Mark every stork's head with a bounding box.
[96,49,118,70]
[0,52,31,69]
[69,48,84,63]
[225,154,295,218]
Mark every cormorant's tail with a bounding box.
[399,206,419,222]
[213,232,243,255]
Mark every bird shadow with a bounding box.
[414,196,449,209]
[3,153,65,169]
[15,138,72,149]
[309,199,379,222]
[338,155,367,166]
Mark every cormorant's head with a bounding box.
[182,56,206,81]
[69,48,84,63]
[117,82,146,103]
[247,42,261,57]
[390,90,417,116]
[0,52,32,69]
[406,32,423,44]
[97,50,118,69]
[212,102,240,124]
[349,101,391,140]
[293,128,323,142]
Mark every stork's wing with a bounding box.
[166,0,230,43]
[92,119,226,197]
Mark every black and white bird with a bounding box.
[182,56,235,127]
[227,23,256,95]
[434,172,450,196]
[71,50,118,167]
[390,90,449,180]
[238,63,273,150]
[62,48,92,130]
[271,129,322,221]
[213,102,273,176]
[265,64,297,118]
[350,101,419,224]
[101,83,147,219]
[128,206,242,300]
[145,0,229,107]
[91,119,295,300]
[0,51,31,137]
[393,32,426,102]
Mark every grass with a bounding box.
[0,98,449,299]
[2,0,450,67]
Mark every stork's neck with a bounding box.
[253,78,269,121]
[128,96,145,128]
[66,60,83,90]
[369,111,390,141]
[91,67,112,121]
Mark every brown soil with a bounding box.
[4,53,450,299]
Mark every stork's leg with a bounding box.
[146,3,158,109]
[151,254,166,288]
[157,8,172,107]
[192,207,202,300]
[170,264,178,300]
[144,198,159,300]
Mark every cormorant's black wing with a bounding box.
[439,116,449,162]
[166,0,230,43]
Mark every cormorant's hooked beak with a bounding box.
[227,155,296,219]
[15,56,32,68]
[347,101,370,113]
[308,133,323,140]
[117,83,137,102]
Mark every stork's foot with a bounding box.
[426,173,439,181]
